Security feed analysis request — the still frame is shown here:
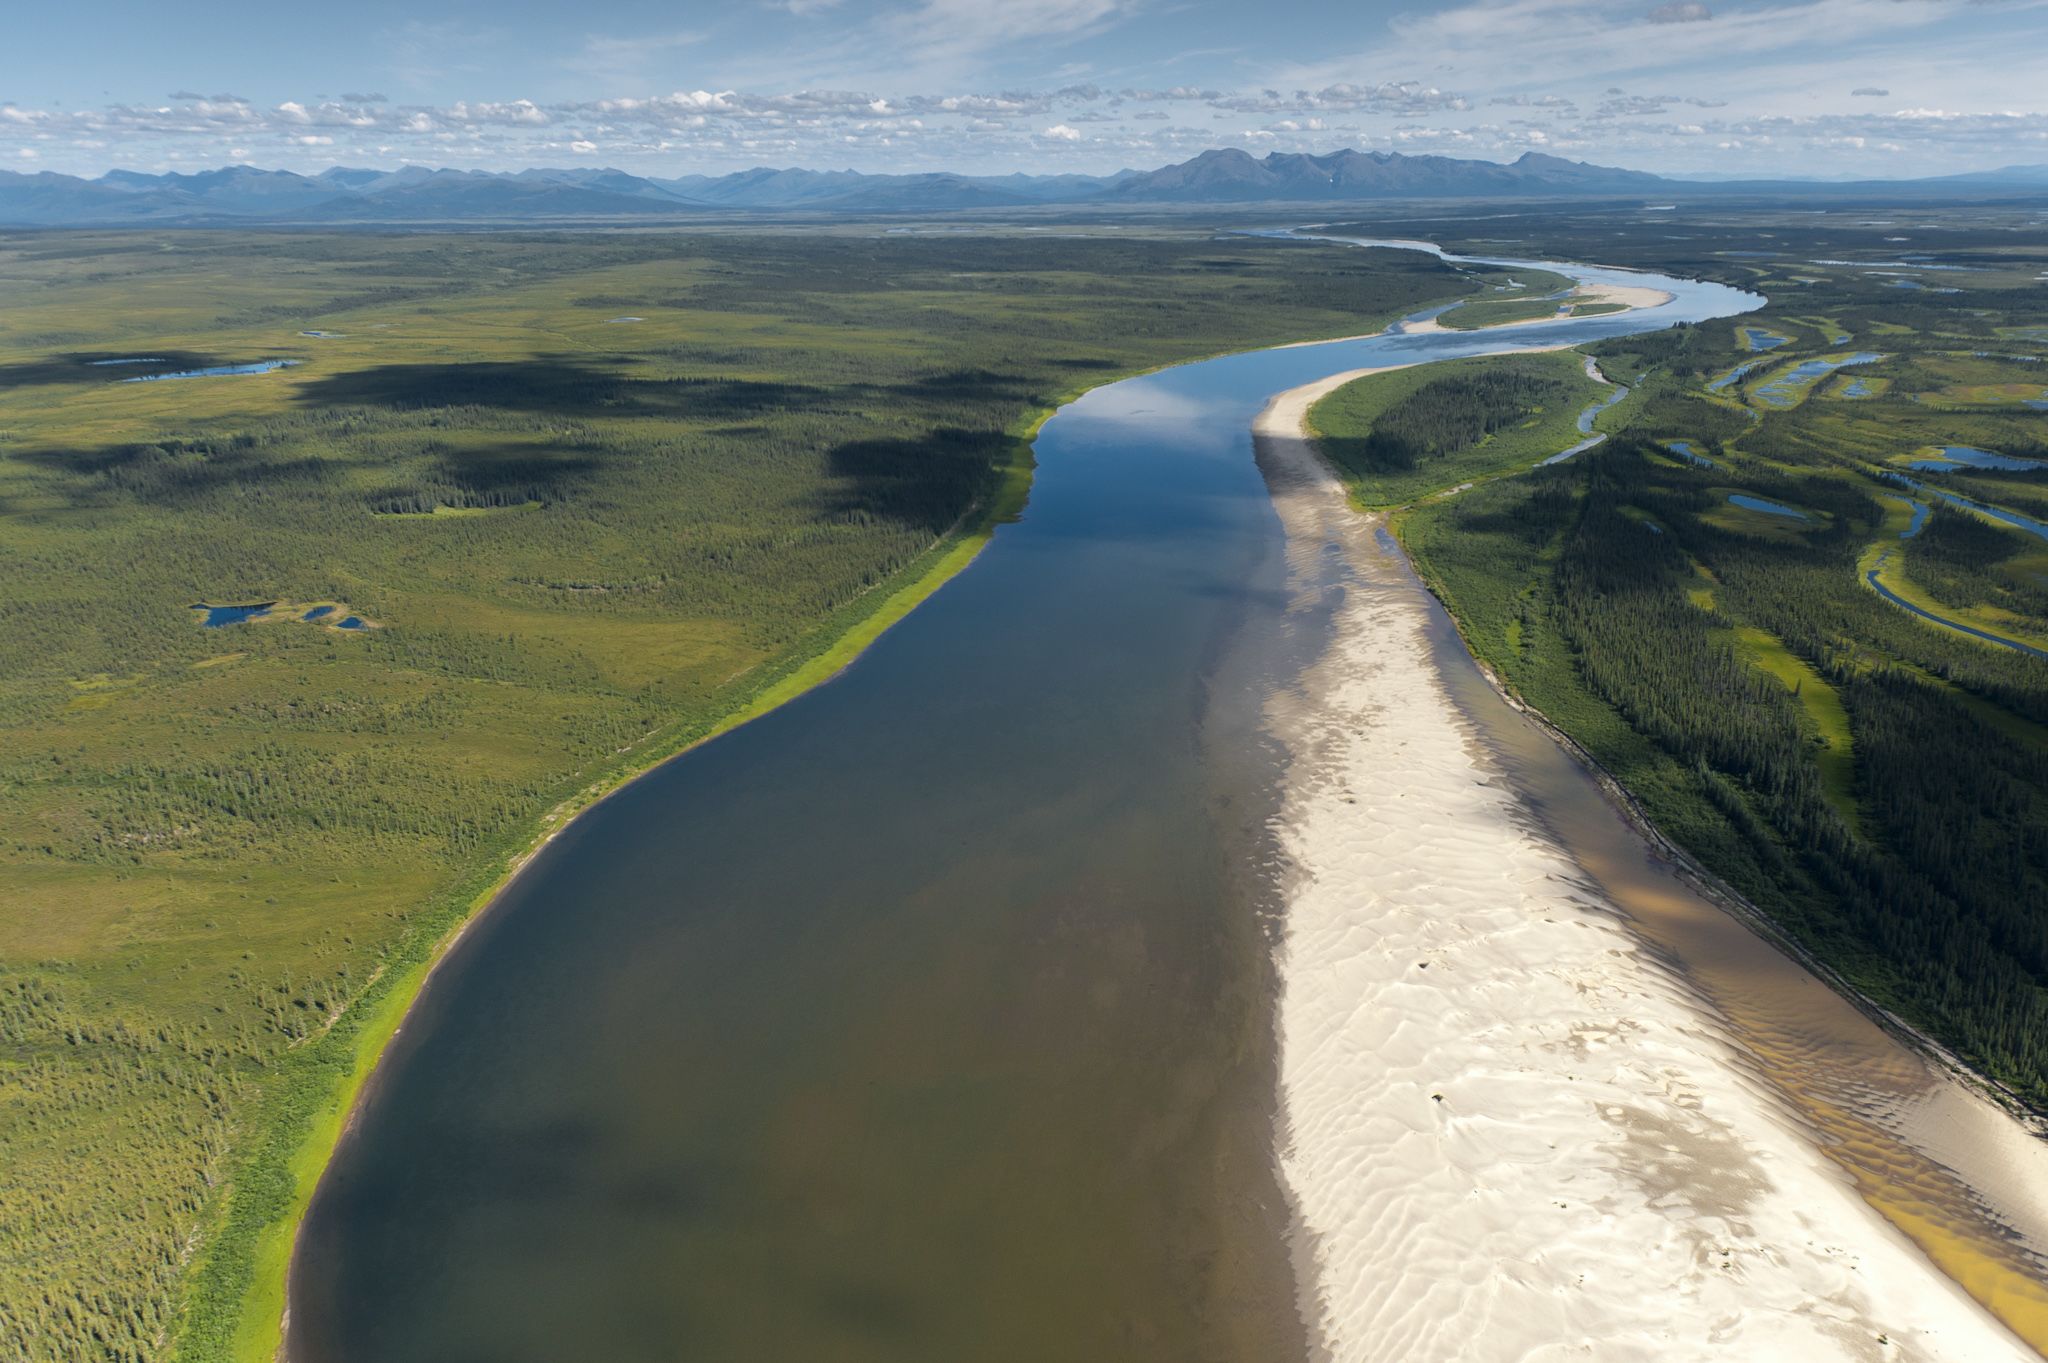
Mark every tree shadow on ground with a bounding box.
[0,352,230,388]
[823,427,1008,534]
[293,358,824,419]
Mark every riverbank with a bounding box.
[1253,375,2041,1362]
[206,417,1045,1363]
[1403,281,1675,334]
[223,298,1480,1362]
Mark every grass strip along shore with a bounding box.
[0,227,1490,1363]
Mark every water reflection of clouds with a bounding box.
[1077,383,1239,433]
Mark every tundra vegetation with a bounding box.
[0,227,1475,1362]
[1318,204,2048,1114]
[1306,349,1612,505]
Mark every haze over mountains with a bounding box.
[4,148,2047,225]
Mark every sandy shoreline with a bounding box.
[1252,377,2041,1362]
[1402,281,1676,334]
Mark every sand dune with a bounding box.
[1253,375,2037,1363]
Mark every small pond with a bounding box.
[303,605,335,621]
[1707,360,1767,393]
[193,602,275,627]
[1740,327,1789,352]
[1753,353,1884,409]
[124,359,301,384]
[1908,446,2043,473]
[1728,493,1809,520]
[1667,440,1716,467]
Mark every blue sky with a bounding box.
[5,0,2046,178]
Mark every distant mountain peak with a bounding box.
[2,148,2043,225]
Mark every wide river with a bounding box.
[288,239,2048,1361]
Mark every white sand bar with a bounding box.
[1254,373,2042,1363]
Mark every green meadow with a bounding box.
[0,227,1474,1363]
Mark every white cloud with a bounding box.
[1043,122,1082,140]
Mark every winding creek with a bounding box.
[288,239,2048,1362]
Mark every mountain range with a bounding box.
[3,148,2045,225]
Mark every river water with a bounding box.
[288,240,2047,1361]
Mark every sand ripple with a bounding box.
[1254,376,2036,1363]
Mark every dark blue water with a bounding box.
[1729,493,1809,520]
[1708,359,1766,393]
[1892,476,2048,544]
[1539,361,1629,466]
[1753,353,1884,408]
[1668,440,1716,468]
[303,606,335,621]
[1865,552,2048,658]
[287,244,1758,1363]
[1740,327,1789,352]
[123,359,300,383]
[193,602,274,627]
[336,616,367,630]
[1908,446,2043,473]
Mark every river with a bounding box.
[287,238,2048,1362]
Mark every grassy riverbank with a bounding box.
[205,413,1040,1363]
[0,226,1475,1362]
